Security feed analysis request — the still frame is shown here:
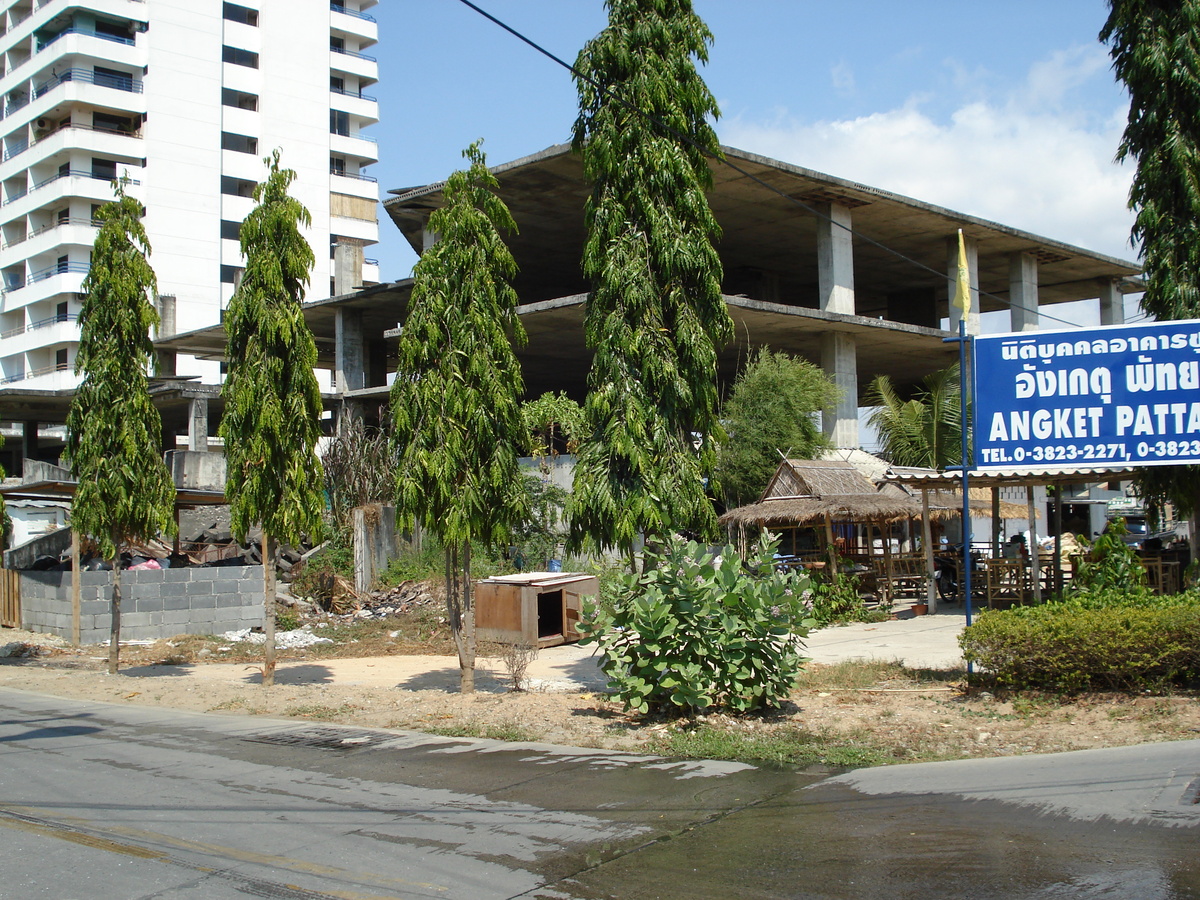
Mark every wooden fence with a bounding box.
[0,568,19,628]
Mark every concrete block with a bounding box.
[81,600,108,616]
[162,610,191,626]
[135,597,164,613]
[122,613,152,631]
[160,581,189,597]
[162,596,190,612]
[186,580,213,596]
[133,569,166,585]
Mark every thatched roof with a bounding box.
[719,458,922,527]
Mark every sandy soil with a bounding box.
[5,625,1200,764]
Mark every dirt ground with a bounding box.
[4,624,1199,765]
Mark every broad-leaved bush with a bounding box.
[579,534,814,713]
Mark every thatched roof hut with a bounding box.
[719,459,921,530]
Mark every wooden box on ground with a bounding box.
[475,572,598,648]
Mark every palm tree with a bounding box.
[866,364,962,470]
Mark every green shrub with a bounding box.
[577,534,815,714]
[1068,517,1150,598]
[275,607,301,632]
[960,595,1200,692]
[805,572,887,626]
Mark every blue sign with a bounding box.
[972,320,1200,472]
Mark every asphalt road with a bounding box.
[2,687,1198,899]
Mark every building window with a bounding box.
[330,75,344,92]
[91,158,117,181]
[221,88,258,111]
[94,19,133,42]
[220,265,243,284]
[220,132,257,155]
[220,176,255,198]
[330,36,345,52]
[93,66,134,92]
[222,3,259,26]
[330,156,345,175]
[93,111,135,134]
[56,301,69,321]
[330,110,349,137]
[222,45,259,69]
[220,219,242,241]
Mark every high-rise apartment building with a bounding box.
[0,0,379,390]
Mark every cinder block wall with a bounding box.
[20,567,263,644]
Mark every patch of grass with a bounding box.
[282,703,359,721]
[426,721,539,742]
[208,696,248,712]
[796,659,962,692]
[650,723,898,769]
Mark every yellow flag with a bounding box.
[952,228,971,318]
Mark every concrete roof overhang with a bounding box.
[0,480,227,509]
[0,379,230,440]
[154,283,959,403]
[386,144,1142,319]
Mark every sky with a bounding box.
[368,1,1137,326]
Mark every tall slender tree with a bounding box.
[391,141,529,694]
[64,178,175,675]
[1102,2,1200,521]
[567,0,733,560]
[220,150,324,687]
[865,364,962,470]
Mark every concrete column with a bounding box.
[947,234,980,335]
[156,294,177,376]
[332,239,366,296]
[817,203,855,314]
[1099,278,1125,326]
[335,307,365,394]
[820,332,859,448]
[1008,251,1039,332]
[188,397,209,452]
[22,420,37,464]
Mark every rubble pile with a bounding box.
[351,580,440,620]
[220,628,333,649]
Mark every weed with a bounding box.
[427,721,538,742]
[209,696,249,711]
[650,723,896,768]
[282,703,359,720]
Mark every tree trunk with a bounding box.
[107,544,121,675]
[460,541,475,694]
[262,530,276,687]
[441,541,477,694]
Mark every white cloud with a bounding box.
[719,46,1136,263]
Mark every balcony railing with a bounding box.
[330,45,376,62]
[330,85,377,102]
[1,362,73,385]
[36,26,136,54]
[28,260,89,283]
[1,216,98,250]
[34,66,142,97]
[3,122,142,164]
[0,169,139,208]
[1,312,79,340]
[330,168,377,182]
[330,128,377,143]
[331,3,376,23]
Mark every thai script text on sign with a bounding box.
[972,320,1200,472]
